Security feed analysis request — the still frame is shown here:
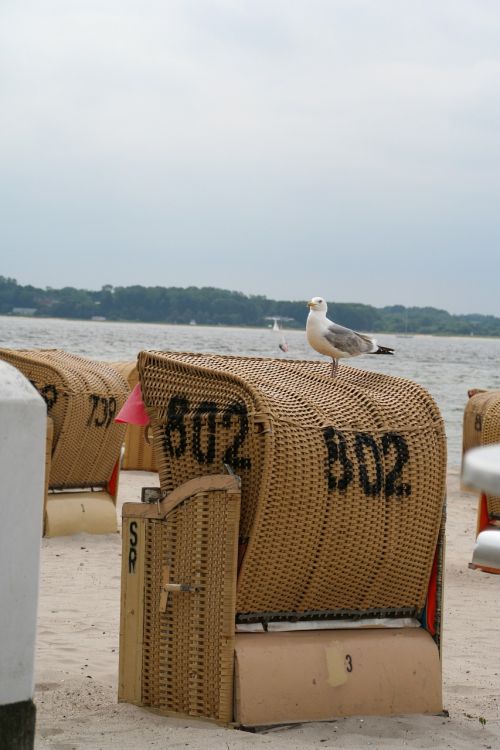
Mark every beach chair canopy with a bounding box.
[137,351,447,622]
[0,348,128,490]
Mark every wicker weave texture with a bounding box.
[0,348,128,489]
[109,361,157,471]
[141,488,239,721]
[137,351,446,620]
[122,424,157,472]
[463,389,500,517]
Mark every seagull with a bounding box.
[306,296,394,376]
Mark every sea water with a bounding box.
[1,315,500,468]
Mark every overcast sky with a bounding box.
[2,1,500,314]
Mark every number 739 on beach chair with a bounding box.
[0,348,129,536]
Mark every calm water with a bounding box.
[2,315,500,468]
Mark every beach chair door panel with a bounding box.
[121,480,240,722]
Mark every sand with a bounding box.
[34,468,500,750]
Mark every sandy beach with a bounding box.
[34,468,500,750]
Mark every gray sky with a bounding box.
[2,1,500,315]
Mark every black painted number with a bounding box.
[355,433,383,497]
[322,428,411,499]
[164,395,189,458]
[192,401,217,464]
[323,427,353,492]
[30,381,58,411]
[162,395,251,470]
[222,402,251,470]
[87,395,117,428]
[382,432,411,498]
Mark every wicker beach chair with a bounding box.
[463,389,500,573]
[463,389,500,523]
[0,348,129,536]
[120,352,446,725]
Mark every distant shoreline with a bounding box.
[2,279,500,337]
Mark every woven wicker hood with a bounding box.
[0,348,128,490]
[138,351,446,621]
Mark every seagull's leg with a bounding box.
[331,358,338,377]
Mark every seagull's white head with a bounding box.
[307,296,327,313]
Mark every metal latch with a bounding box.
[159,565,198,612]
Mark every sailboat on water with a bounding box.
[395,309,414,338]
[265,316,293,352]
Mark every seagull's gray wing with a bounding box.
[323,321,375,355]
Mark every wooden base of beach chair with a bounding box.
[44,491,117,537]
[234,629,442,727]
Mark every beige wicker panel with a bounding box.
[109,361,137,385]
[109,360,157,472]
[122,425,157,471]
[120,476,240,722]
[137,351,446,622]
[463,389,500,518]
[0,349,128,489]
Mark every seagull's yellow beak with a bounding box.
[307,300,314,308]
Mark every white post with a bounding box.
[0,360,45,749]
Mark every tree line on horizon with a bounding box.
[1,275,500,337]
